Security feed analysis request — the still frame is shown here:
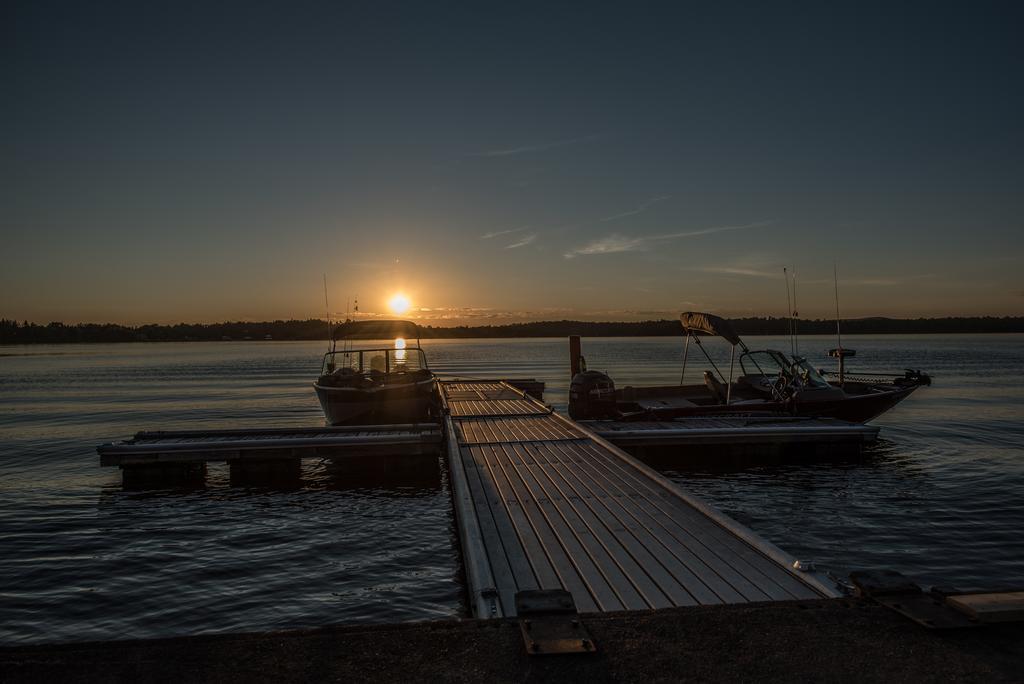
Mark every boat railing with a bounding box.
[322,347,429,375]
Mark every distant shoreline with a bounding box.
[2,316,1023,344]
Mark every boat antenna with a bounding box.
[830,261,850,384]
[833,262,842,351]
[792,268,799,356]
[783,268,794,356]
[323,274,332,353]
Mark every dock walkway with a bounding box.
[441,380,840,618]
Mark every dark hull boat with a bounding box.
[313,320,437,426]
[594,378,923,423]
[569,312,930,424]
[315,373,436,425]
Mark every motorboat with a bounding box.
[568,312,930,423]
[314,320,437,425]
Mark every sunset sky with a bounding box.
[3,2,1022,325]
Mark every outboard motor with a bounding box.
[568,370,618,420]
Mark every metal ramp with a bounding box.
[441,380,841,619]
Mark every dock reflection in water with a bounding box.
[318,454,443,494]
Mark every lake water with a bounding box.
[1,335,1022,644]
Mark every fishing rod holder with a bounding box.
[828,347,856,384]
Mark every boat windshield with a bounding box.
[322,347,428,375]
[739,350,792,378]
[790,356,831,389]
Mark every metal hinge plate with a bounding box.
[516,590,596,655]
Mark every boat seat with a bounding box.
[736,374,774,398]
[703,371,728,404]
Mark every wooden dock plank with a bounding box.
[440,380,838,618]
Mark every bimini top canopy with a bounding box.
[680,312,743,347]
[332,319,421,342]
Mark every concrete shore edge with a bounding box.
[3,598,1023,682]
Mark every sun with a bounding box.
[388,293,411,315]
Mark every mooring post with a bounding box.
[569,335,581,379]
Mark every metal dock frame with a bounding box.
[441,380,841,619]
[585,418,879,448]
[441,386,505,618]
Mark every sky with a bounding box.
[3,1,1023,325]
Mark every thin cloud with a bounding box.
[693,264,936,287]
[481,226,527,239]
[690,252,785,279]
[599,195,672,223]
[505,233,538,249]
[848,274,935,286]
[855,278,902,287]
[470,134,600,158]
[655,220,775,240]
[700,266,780,278]
[564,221,774,258]
[564,234,645,257]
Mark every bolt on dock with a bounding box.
[441,380,841,619]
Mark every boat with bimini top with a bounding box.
[568,312,930,423]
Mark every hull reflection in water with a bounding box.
[321,453,443,493]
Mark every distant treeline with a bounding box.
[435,317,1024,337]
[2,316,1023,344]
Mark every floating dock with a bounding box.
[585,416,878,448]
[98,424,443,466]
[99,424,442,486]
[441,380,841,619]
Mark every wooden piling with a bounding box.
[569,335,582,379]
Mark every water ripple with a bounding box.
[1,335,1022,643]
